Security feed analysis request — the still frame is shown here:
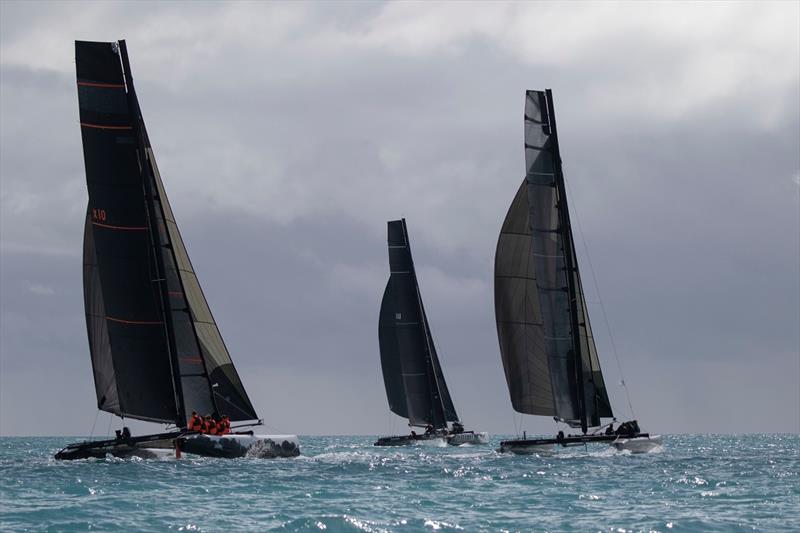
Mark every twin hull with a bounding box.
[55,433,300,460]
[374,431,489,447]
[499,434,663,455]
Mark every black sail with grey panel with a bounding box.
[378,219,458,429]
[494,90,612,432]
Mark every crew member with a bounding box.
[188,411,202,432]
[218,415,231,435]
[206,415,218,435]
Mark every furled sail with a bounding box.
[494,90,612,431]
[378,219,458,428]
[77,40,257,425]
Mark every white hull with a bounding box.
[610,435,662,453]
[447,431,489,446]
[179,433,300,458]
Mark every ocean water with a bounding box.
[0,434,797,532]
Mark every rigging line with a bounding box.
[89,409,100,441]
[563,176,636,420]
[211,390,280,433]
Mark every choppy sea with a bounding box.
[0,434,797,532]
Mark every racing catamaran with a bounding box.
[56,40,299,460]
[494,90,661,454]
[375,219,487,446]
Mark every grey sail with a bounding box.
[77,40,258,426]
[495,89,612,431]
[378,219,458,429]
[494,181,553,416]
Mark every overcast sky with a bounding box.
[1,1,798,438]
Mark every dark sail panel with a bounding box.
[83,210,118,414]
[378,280,409,418]
[76,40,177,423]
[494,181,554,415]
[524,89,612,427]
[148,151,258,422]
[378,219,455,429]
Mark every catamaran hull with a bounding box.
[499,432,659,455]
[178,434,300,458]
[499,440,556,454]
[447,431,489,446]
[55,434,178,460]
[374,434,444,446]
[610,435,662,453]
[375,431,489,447]
[55,432,300,460]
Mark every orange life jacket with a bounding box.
[207,420,218,435]
[188,415,202,432]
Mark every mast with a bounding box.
[544,89,587,434]
[118,40,187,426]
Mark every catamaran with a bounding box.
[55,40,299,460]
[493,90,661,454]
[374,219,488,447]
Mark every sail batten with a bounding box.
[378,219,458,429]
[494,90,612,428]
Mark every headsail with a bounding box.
[494,90,612,432]
[378,219,458,428]
[77,40,257,426]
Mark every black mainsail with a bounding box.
[378,219,458,429]
[77,40,257,427]
[495,90,612,434]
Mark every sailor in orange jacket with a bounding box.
[188,411,202,432]
[206,415,218,435]
[217,415,231,435]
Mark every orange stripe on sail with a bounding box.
[92,222,148,231]
[180,356,203,364]
[80,122,132,130]
[105,316,163,325]
[77,81,125,88]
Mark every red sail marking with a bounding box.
[91,222,148,231]
[105,316,163,325]
[77,81,125,88]
[180,356,203,364]
[80,122,133,130]
[168,291,184,297]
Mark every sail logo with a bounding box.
[395,313,402,320]
[91,208,107,222]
